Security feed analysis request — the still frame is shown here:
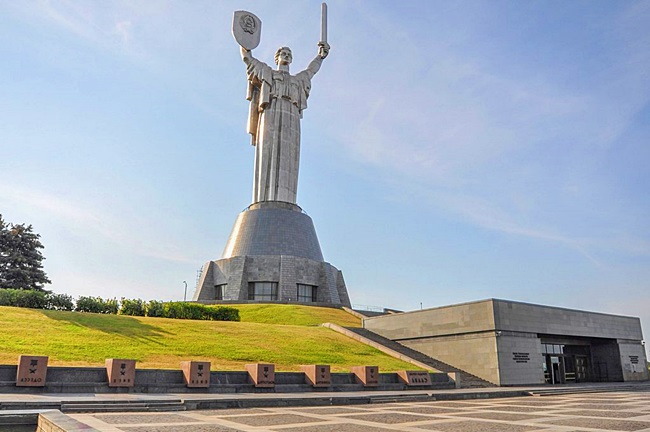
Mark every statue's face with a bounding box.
[276,48,292,65]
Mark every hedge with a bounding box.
[162,302,240,321]
[0,289,73,310]
[76,296,119,314]
[0,289,239,322]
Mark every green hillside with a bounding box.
[0,305,414,372]
[234,303,361,327]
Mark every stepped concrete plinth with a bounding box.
[193,202,351,307]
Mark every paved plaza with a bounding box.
[69,390,650,432]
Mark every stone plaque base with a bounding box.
[351,365,379,387]
[181,361,211,388]
[300,364,330,387]
[16,355,48,387]
[245,363,275,388]
[106,359,136,387]
[397,370,432,386]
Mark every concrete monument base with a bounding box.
[193,201,351,307]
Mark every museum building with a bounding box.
[363,299,648,386]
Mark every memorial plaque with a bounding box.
[181,361,211,388]
[397,370,432,386]
[245,363,275,388]
[106,359,136,387]
[300,364,330,387]
[351,365,379,387]
[16,355,48,387]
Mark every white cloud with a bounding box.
[0,184,195,264]
[114,20,132,45]
[435,191,603,264]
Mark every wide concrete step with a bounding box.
[368,394,433,403]
[60,399,186,413]
[529,382,650,397]
[345,327,493,388]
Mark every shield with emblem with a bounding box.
[232,11,261,50]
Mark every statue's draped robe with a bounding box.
[245,56,320,204]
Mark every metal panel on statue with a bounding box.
[232,11,261,51]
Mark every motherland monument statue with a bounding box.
[194,4,351,308]
[233,6,330,204]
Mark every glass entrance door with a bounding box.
[551,356,564,384]
[544,355,565,384]
[541,341,592,384]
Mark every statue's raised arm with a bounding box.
[240,46,252,64]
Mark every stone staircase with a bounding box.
[345,327,493,389]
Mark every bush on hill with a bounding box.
[76,296,119,314]
[119,298,146,316]
[0,288,47,308]
[46,293,74,311]
[146,300,164,317]
[0,288,74,310]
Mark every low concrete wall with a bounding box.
[0,365,453,394]
[342,307,368,320]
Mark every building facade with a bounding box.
[364,299,648,386]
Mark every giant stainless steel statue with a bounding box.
[233,5,330,204]
[194,4,351,308]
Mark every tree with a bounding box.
[0,214,51,291]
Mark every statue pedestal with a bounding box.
[193,201,351,307]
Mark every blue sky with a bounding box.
[1,1,649,346]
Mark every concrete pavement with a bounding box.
[1,382,649,431]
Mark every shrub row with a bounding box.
[161,302,240,321]
[0,289,73,310]
[118,298,239,321]
[0,289,239,322]
[76,296,119,314]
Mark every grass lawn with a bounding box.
[232,303,361,327]
[0,306,414,372]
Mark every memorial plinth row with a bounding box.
[14,355,432,388]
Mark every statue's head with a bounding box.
[274,47,293,66]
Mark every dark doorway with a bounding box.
[544,355,565,384]
[541,342,591,384]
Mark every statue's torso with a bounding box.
[267,70,306,108]
[248,59,309,112]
